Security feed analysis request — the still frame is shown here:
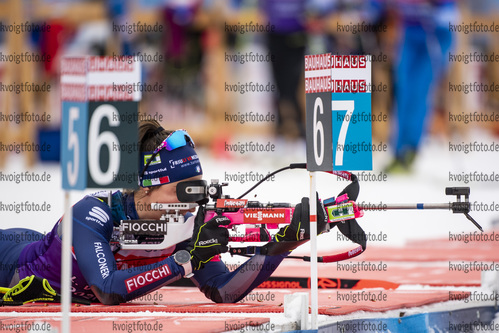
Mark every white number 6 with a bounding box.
[313,97,324,166]
[88,104,121,185]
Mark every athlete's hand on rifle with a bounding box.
[187,206,230,270]
[275,195,328,242]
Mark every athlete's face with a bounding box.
[135,175,202,219]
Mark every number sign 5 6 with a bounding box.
[61,101,138,190]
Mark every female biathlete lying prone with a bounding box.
[0,120,327,305]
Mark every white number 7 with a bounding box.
[332,100,354,166]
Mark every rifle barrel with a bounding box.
[358,203,452,210]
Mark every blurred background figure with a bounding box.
[258,0,338,142]
[259,0,309,141]
[374,0,458,173]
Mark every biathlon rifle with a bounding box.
[115,163,482,262]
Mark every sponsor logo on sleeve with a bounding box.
[86,206,110,227]
[125,264,171,293]
[94,242,110,279]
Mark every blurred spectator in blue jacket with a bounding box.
[374,0,458,172]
